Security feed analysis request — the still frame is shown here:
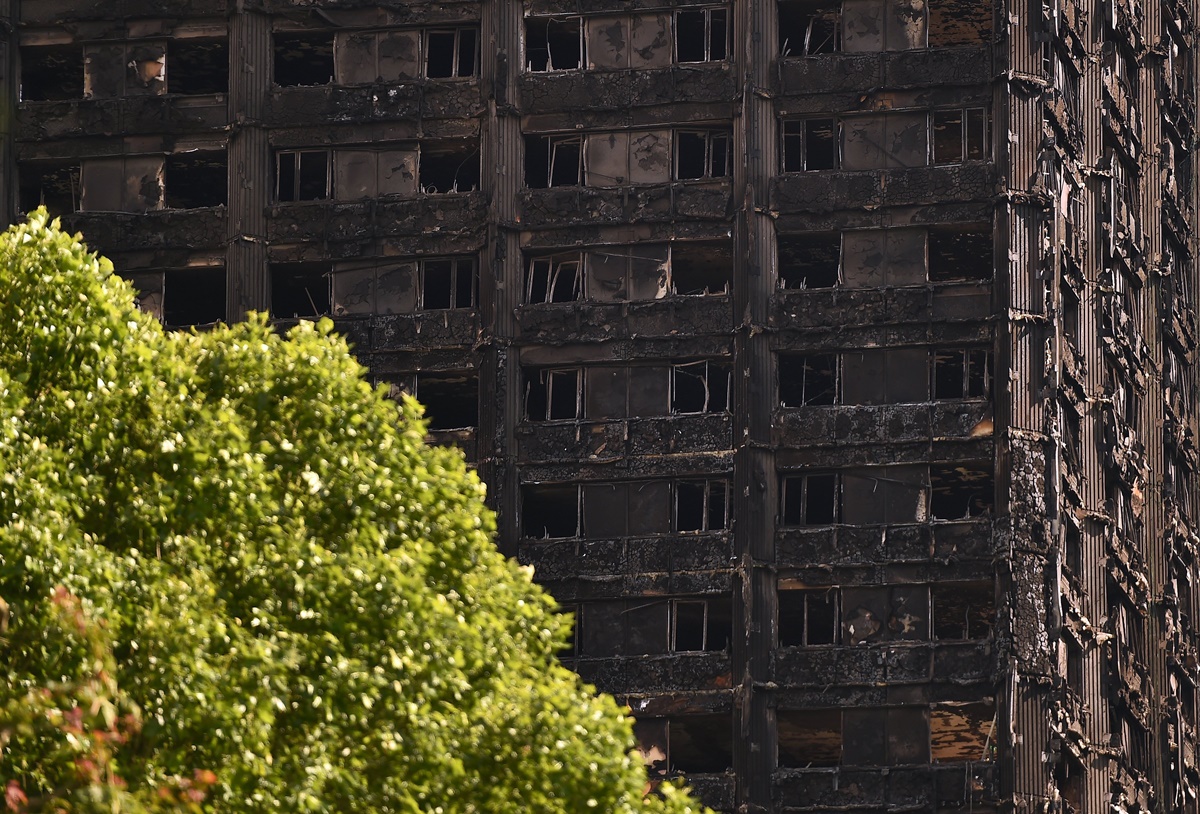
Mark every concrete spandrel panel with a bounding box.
[842,230,887,288]
[83,43,125,99]
[586,366,629,419]
[334,32,378,85]
[629,480,671,535]
[628,243,669,300]
[586,131,630,186]
[587,16,629,69]
[888,0,927,50]
[885,227,926,285]
[628,365,668,415]
[124,156,164,212]
[842,115,887,171]
[126,43,166,96]
[586,249,627,301]
[886,348,929,402]
[885,113,929,168]
[378,150,418,197]
[842,469,886,525]
[629,130,671,184]
[375,262,418,314]
[377,30,421,82]
[80,159,125,211]
[842,349,887,404]
[629,13,671,68]
[335,151,378,199]
[332,265,376,315]
[842,0,885,52]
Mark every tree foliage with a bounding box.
[0,211,708,814]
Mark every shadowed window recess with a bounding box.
[274,32,334,86]
[932,108,989,164]
[270,262,330,319]
[276,150,331,201]
[780,472,840,525]
[635,716,733,776]
[425,28,478,78]
[525,17,584,71]
[778,0,840,55]
[20,45,84,100]
[779,353,839,406]
[779,233,840,288]
[778,586,841,646]
[675,7,728,62]
[783,118,839,171]
[18,162,80,214]
[929,463,994,519]
[386,372,479,431]
[574,596,732,656]
[419,142,481,194]
[164,152,227,209]
[169,39,229,94]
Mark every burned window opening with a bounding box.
[675,130,732,180]
[415,372,479,430]
[779,0,840,55]
[273,33,335,86]
[932,583,995,640]
[525,17,583,71]
[671,597,732,652]
[419,257,476,310]
[783,118,839,171]
[276,150,331,202]
[672,242,731,296]
[18,163,80,215]
[675,480,729,532]
[524,135,582,188]
[169,40,229,95]
[781,473,840,525]
[779,353,839,406]
[779,233,840,289]
[419,143,481,194]
[524,368,582,421]
[778,709,842,768]
[164,152,227,209]
[21,45,85,101]
[270,262,330,319]
[932,108,989,164]
[779,587,841,646]
[675,7,729,63]
[163,267,226,327]
[929,464,994,520]
[933,348,992,399]
[525,253,583,303]
[928,224,993,282]
[636,716,733,775]
[522,484,581,538]
[928,1,993,47]
[671,360,731,414]
[425,28,478,78]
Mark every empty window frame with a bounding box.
[270,262,331,319]
[526,252,584,303]
[778,709,842,768]
[778,0,840,55]
[525,17,584,71]
[414,372,479,430]
[779,233,840,289]
[675,7,729,63]
[675,130,732,180]
[672,241,732,296]
[783,118,840,171]
[522,484,581,538]
[419,142,481,194]
[781,473,841,525]
[932,583,995,640]
[273,33,335,86]
[671,597,732,651]
[425,28,478,78]
[169,39,229,95]
[932,108,989,164]
[276,150,331,202]
[932,349,992,399]
[929,463,994,520]
[927,224,993,281]
[524,368,583,421]
[524,135,583,188]
[779,587,841,646]
[163,267,226,327]
[164,152,227,209]
[779,353,839,406]
[675,480,729,532]
[671,360,731,414]
[20,45,85,101]
[418,257,476,310]
[18,162,80,214]
[636,716,734,775]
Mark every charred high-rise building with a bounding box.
[3,0,1200,812]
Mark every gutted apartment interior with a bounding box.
[3,0,1199,812]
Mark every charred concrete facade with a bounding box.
[4,0,1200,812]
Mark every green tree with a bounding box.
[0,211,709,814]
